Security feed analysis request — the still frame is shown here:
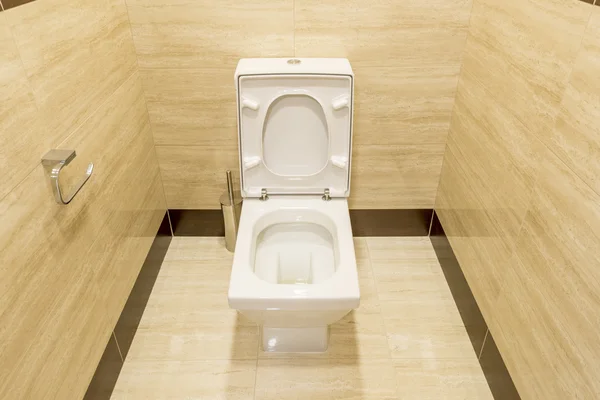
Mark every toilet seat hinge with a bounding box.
[322,188,331,201]
[260,188,269,201]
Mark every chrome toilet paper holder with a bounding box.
[41,149,93,205]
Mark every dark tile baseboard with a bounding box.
[430,210,520,400]
[430,212,487,355]
[1,0,36,11]
[83,333,122,400]
[350,209,432,236]
[84,212,172,400]
[169,208,433,237]
[480,332,522,400]
[113,214,172,358]
[169,209,224,236]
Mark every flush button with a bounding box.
[287,58,301,65]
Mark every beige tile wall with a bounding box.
[126,0,473,209]
[0,0,166,398]
[436,0,600,398]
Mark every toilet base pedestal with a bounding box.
[261,326,329,352]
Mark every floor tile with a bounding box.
[393,359,494,399]
[254,359,399,400]
[126,242,259,360]
[113,237,490,398]
[366,237,453,301]
[381,298,475,359]
[111,359,256,400]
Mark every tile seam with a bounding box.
[121,0,172,211]
[363,238,394,360]
[112,331,125,363]
[478,329,489,360]
[431,0,476,210]
[0,68,142,205]
[462,11,600,201]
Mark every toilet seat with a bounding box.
[237,66,353,198]
[229,197,359,311]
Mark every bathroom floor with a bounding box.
[111,237,493,399]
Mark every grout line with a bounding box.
[363,238,393,360]
[121,0,172,213]
[462,9,600,203]
[478,329,489,360]
[252,357,259,400]
[0,12,44,203]
[292,0,296,57]
[166,209,174,236]
[503,6,597,258]
[431,1,475,211]
[0,41,138,204]
[112,331,125,363]
[427,210,435,236]
[0,0,4,11]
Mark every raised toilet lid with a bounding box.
[235,58,354,199]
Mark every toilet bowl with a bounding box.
[228,58,359,352]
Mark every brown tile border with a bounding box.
[83,333,123,400]
[430,211,487,355]
[1,0,35,10]
[430,210,520,400]
[169,208,433,237]
[350,209,433,236]
[480,332,522,400]
[84,211,172,399]
[113,212,172,358]
[169,209,225,236]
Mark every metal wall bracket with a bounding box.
[41,149,93,205]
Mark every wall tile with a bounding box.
[350,143,445,209]
[435,1,598,397]
[126,0,294,69]
[295,0,472,68]
[543,8,600,196]
[126,0,472,209]
[493,150,600,399]
[435,69,543,316]
[155,145,239,209]
[140,68,237,147]
[352,66,460,146]
[0,0,136,202]
[0,14,44,199]
[0,72,165,399]
[462,0,591,141]
[7,0,137,156]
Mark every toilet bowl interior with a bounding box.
[253,221,339,285]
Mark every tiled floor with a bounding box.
[111,237,493,399]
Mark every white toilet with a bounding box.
[228,58,360,352]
